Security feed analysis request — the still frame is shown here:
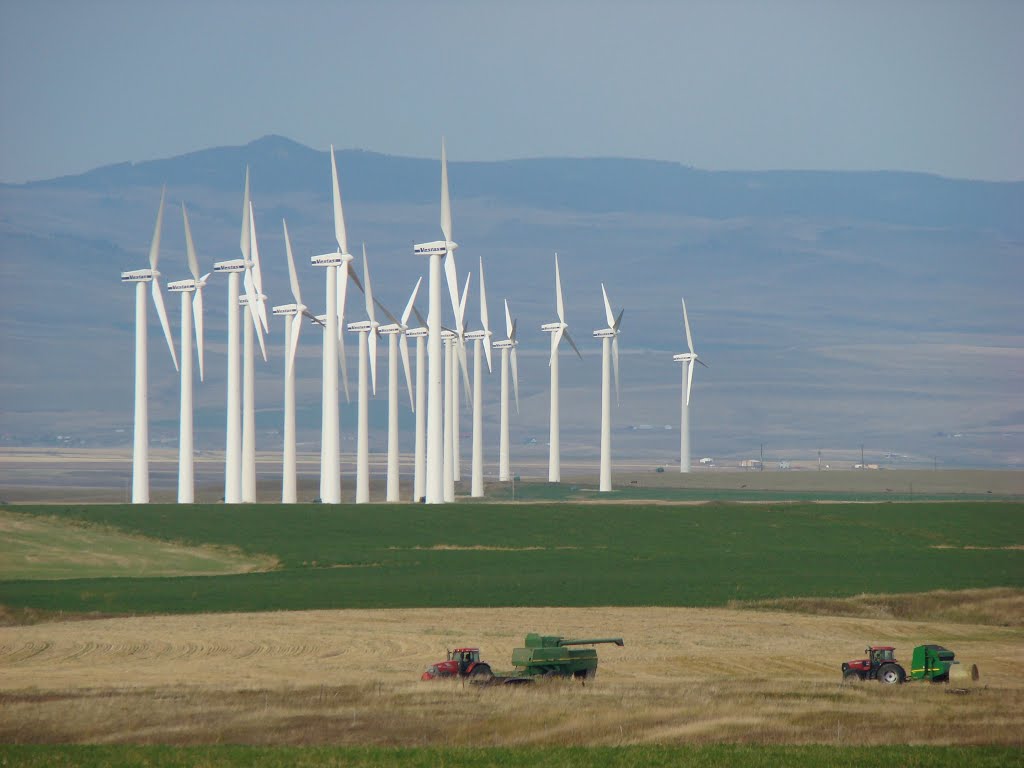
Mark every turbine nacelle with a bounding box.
[413,240,458,257]
[492,339,515,350]
[311,253,347,268]
[273,303,306,317]
[238,293,267,307]
[673,353,698,363]
[121,269,157,282]
[347,320,378,333]
[593,328,617,339]
[167,277,202,293]
[406,326,428,338]
[464,329,491,341]
[440,329,457,341]
[378,323,404,336]
[213,259,246,273]
[541,321,566,333]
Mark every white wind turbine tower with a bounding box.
[593,284,624,493]
[413,138,464,504]
[406,306,429,502]
[213,169,252,504]
[377,278,421,502]
[120,188,179,504]
[450,274,471,486]
[167,203,210,504]
[674,298,708,473]
[493,300,519,482]
[241,201,269,503]
[273,220,321,503]
[311,146,361,504]
[465,257,493,498]
[540,254,582,483]
[347,247,382,504]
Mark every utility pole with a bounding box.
[861,444,865,468]
[760,442,764,471]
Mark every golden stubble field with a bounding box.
[1,606,1021,747]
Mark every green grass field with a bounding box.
[1,745,1020,768]
[1,502,1020,615]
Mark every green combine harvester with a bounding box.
[511,633,625,680]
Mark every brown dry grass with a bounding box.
[731,587,1024,628]
[0,605,1020,746]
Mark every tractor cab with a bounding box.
[448,648,480,666]
[867,646,896,667]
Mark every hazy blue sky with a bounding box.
[1,0,1021,183]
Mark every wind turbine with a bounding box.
[413,138,464,504]
[273,220,321,503]
[441,327,457,502]
[540,253,581,483]
[465,257,493,498]
[167,203,210,504]
[120,188,178,504]
[377,278,421,502]
[593,284,624,493]
[311,145,362,504]
[493,300,519,482]
[347,246,382,504]
[673,298,708,473]
[241,201,269,503]
[213,169,252,504]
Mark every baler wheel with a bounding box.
[469,664,493,681]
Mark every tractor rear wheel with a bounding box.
[878,664,905,684]
[469,664,493,681]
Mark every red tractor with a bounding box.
[841,645,907,684]
[421,647,494,681]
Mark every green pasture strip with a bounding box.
[487,483,1020,503]
[1,503,1020,615]
[0,509,272,580]
[1,745,1019,768]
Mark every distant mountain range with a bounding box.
[1,135,1021,473]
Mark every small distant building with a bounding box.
[777,461,791,470]
[739,459,762,470]
[699,457,714,466]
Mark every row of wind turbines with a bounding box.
[120,141,706,504]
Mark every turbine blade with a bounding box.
[339,330,351,403]
[254,306,268,362]
[182,202,199,280]
[440,138,452,242]
[550,326,563,367]
[682,297,694,355]
[511,347,520,414]
[400,333,414,411]
[239,167,251,261]
[510,318,517,343]
[612,335,620,406]
[601,283,615,329]
[374,297,400,327]
[283,219,301,305]
[504,299,513,338]
[563,329,582,360]
[478,256,490,333]
[457,337,471,401]
[249,202,269,332]
[337,261,350,339]
[686,359,694,406]
[614,308,624,331]
[193,285,205,382]
[288,309,302,380]
[243,268,267,362]
[330,145,348,254]
[362,245,375,324]
[459,272,471,331]
[554,253,565,324]
[697,358,709,369]
[369,329,378,395]
[413,305,428,329]
[444,251,461,333]
[484,335,492,374]
[402,277,422,326]
[148,187,166,270]
[151,277,178,371]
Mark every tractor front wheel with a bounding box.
[843,671,862,683]
[878,664,905,684]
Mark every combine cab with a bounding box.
[421,647,493,681]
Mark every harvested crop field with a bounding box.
[1,606,1020,747]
